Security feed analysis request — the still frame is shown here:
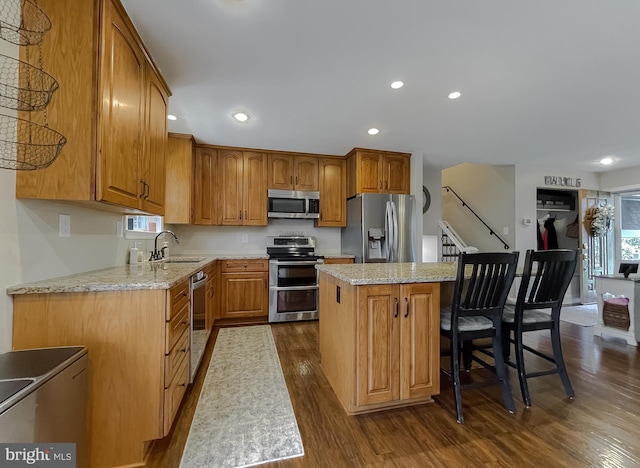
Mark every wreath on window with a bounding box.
[586,204,614,237]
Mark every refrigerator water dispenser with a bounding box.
[367,228,386,260]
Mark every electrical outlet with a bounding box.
[502,227,509,236]
[241,233,249,243]
[59,214,71,237]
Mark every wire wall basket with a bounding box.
[0,114,66,170]
[0,0,51,46]
[0,54,58,111]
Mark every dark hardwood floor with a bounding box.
[147,320,640,467]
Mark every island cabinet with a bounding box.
[219,259,269,319]
[11,279,191,468]
[268,154,319,191]
[15,0,170,216]
[316,157,347,227]
[218,150,268,225]
[345,148,411,198]
[319,273,440,414]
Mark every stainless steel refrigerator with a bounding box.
[341,193,417,263]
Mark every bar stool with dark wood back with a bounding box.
[501,248,579,407]
[440,251,519,423]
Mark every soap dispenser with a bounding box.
[129,242,139,264]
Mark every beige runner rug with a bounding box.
[180,325,304,468]
[560,304,598,327]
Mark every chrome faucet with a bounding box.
[150,230,179,261]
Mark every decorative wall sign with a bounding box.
[544,176,581,187]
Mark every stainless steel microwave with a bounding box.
[267,189,320,219]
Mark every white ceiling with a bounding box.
[122,0,640,172]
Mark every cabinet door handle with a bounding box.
[139,179,145,198]
[264,279,267,288]
[385,180,388,190]
[404,297,409,318]
[394,297,399,318]
[180,347,187,353]
[296,176,298,185]
[144,181,150,199]
[379,180,382,189]
[290,175,293,184]
[239,210,242,219]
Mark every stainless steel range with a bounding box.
[267,236,324,323]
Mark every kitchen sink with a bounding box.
[0,379,34,406]
[164,256,205,263]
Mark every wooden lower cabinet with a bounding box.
[323,257,354,264]
[319,274,440,414]
[11,279,191,468]
[220,259,269,319]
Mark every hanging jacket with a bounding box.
[544,218,559,250]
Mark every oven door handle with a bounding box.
[192,274,208,290]
[269,285,319,291]
[270,261,323,266]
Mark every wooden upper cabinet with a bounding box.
[219,149,244,225]
[140,66,168,214]
[15,0,170,215]
[317,158,346,227]
[194,146,218,225]
[346,148,411,197]
[98,1,145,209]
[218,150,267,226]
[165,134,195,224]
[267,154,319,191]
[243,152,268,225]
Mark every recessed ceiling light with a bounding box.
[600,157,613,165]
[390,81,404,89]
[232,112,250,122]
[368,128,379,135]
[167,114,177,121]
[448,91,461,100]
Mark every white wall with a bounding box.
[422,159,443,261]
[168,221,340,255]
[599,166,640,192]
[442,163,516,252]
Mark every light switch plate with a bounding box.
[59,214,71,237]
[241,233,249,243]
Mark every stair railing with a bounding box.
[442,185,511,250]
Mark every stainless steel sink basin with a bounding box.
[164,256,205,263]
[0,379,34,406]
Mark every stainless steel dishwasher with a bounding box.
[0,346,88,466]
[190,270,208,383]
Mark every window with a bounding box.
[124,215,163,239]
[618,193,640,260]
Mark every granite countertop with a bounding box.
[6,254,270,295]
[316,262,458,285]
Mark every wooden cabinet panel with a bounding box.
[163,349,188,436]
[268,154,319,191]
[346,149,411,197]
[194,147,218,225]
[220,272,269,318]
[164,329,189,387]
[317,158,346,227]
[165,134,195,224]
[268,154,294,190]
[357,285,400,406]
[220,259,269,272]
[99,1,145,209]
[384,154,410,194]
[355,282,439,408]
[140,67,168,214]
[294,156,319,191]
[243,152,268,226]
[219,149,244,225]
[399,283,439,400]
[323,257,354,264]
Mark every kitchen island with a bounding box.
[316,262,457,415]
